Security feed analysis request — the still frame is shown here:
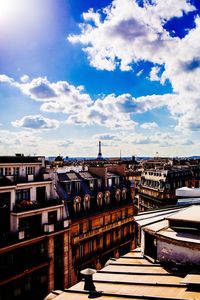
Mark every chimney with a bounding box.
[80,268,96,292]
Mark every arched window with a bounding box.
[97,192,103,207]
[73,196,81,213]
[115,189,121,202]
[83,194,90,210]
[104,191,110,206]
[122,188,126,200]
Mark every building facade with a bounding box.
[0,155,70,300]
[56,164,135,285]
[138,168,193,211]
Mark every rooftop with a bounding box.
[166,205,200,224]
[78,171,98,180]
[44,249,200,300]
[0,156,44,164]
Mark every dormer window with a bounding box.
[65,182,71,194]
[122,188,126,200]
[75,182,81,193]
[115,177,119,185]
[108,178,112,187]
[97,192,103,207]
[83,194,90,210]
[115,189,121,202]
[73,196,81,213]
[97,179,101,188]
[104,191,110,205]
[89,180,94,190]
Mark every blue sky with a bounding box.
[0,0,200,157]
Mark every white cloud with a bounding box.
[68,0,194,71]
[19,77,57,100]
[140,122,159,129]
[57,140,74,147]
[12,115,60,130]
[136,69,143,76]
[0,129,42,149]
[67,0,200,132]
[20,74,30,83]
[93,133,120,141]
[149,66,161,82]
[0,74,14,84]
[1,75,139,130]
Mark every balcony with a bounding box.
[12,198,63,213]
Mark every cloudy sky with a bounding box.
[0,0,200,157]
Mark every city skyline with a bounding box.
[0,0,200,157]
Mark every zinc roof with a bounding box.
[44,249,200,300]
[166,205,200,224]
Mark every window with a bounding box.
[5,168,11,176]
[108,178,112,187]
[89,240,93,253]
[83,194,90,210]
[96,237,100,248]
[88,220,92,231]
[110,231,113,244]
[89,180,94,189]
[97,179,101,188]
[100,217,104,226]
[66,182,71,193]
[0,168,3,176]
[75,182,80,192]
[97,192,103,207]
[80,244,84,259]
[121,227,124,239]
[74,196,81,213]
[26,167,35,175]
[79,223,83,234]
[115,177,119,185]
[16,189,30,201]
[13,167,19,176]
[48,211,57,224]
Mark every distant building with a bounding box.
[138,168,193,211]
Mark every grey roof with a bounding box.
[57,172,80,182]
[107,172,119,178]
[135,207,182,227]
[166,205,200,223]
[43,249,200,300]
[79,172,97,180]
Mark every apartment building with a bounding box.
[138,167,192,211]
[0,155,70,300]
[56,164,135,285]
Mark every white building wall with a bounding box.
[42,211,48,224]
[10,215,19,232]
[176,187,200,197]
[31,186,36,201]
[157,239,200,264]
[10,189,15,211]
